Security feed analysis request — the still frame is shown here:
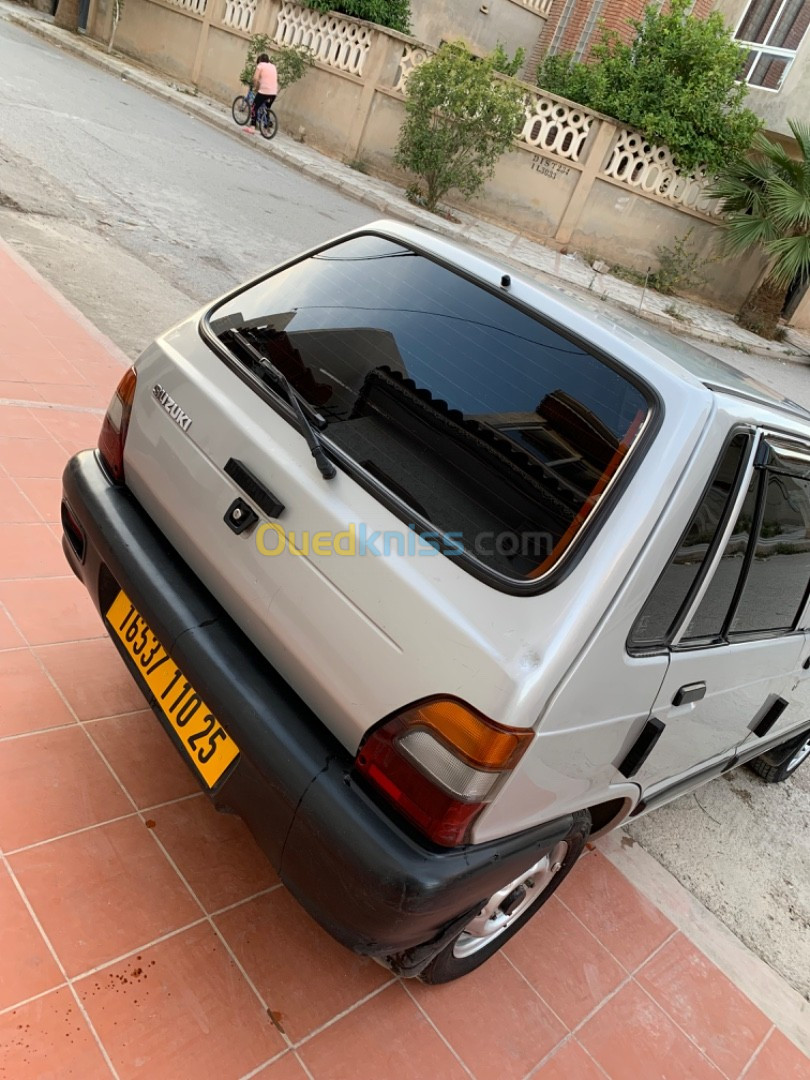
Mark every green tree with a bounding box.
[395,42,526,214]
[301,0,411,34]
[239,36,315,90]
[710,120,810,339]
[535,0,761,172]
[54,0,80,31]
[490,42,526,78]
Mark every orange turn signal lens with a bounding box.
[395,698,532,771]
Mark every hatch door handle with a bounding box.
[672,682,706,706]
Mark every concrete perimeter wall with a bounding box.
[87,0,780,318]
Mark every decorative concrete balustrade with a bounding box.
[602,130,722,217]
[519,92,593,162]
[274,0,373,77]
[393,43,432,94]
[516,0,554,14]
[166,0,207,14]
[222,0,257,32]
[392,41,716,211]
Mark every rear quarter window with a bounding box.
[206,234,653,588]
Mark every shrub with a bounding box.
[301,0,411,34]
[490,43,526,78]
[395,42,526,213]
[535,0,761,172]
[710,119,810,338]
[239,36,315,90]
[650,230,710,295]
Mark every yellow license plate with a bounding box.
[106,589,240,789]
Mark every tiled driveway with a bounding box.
[1,238,808,1079]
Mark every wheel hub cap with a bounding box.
[452,840,569,959]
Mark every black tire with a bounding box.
[258,108,278,140]
[747,728,810,784]
[418,810,591,985]
[232,95,251,126]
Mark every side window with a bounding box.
[682,438,810,644]
[730,472,810,634]
[681,475,758,643]
[629,433,749,649]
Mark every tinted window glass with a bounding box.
[210,235,650,582]
[682,474,759,642]
[630,435,748,648]
[759,438,810,478]
[730,472,810,634]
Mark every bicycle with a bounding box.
[232,89,277,141]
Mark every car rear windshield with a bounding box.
[207,234,651,585]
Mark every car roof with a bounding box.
[369,221,810,424]
[586,307,810,420]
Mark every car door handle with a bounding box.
[672,682,706,706]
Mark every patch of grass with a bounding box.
[610,264,649,287]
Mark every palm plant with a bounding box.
[710,118,810,339]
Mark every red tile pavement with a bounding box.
[214,889,392,1043]
[0,647,77,739]
[531,1039,607,1080]
[0,576,106,646]
[148,794,280,913]
[75,923,286,1080]
[35,638,148,721]
[636,933,773,1077]
[0,985,111,1078]
[0,863,63,1012]
[86,710,200,810]
[1,231,809,1080]
[9,816,203,977]
[502,894,626,1028]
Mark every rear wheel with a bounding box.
[418,810,591,984]
[258,108,278,140]
[748,728,810,783]
[232,95,251,126]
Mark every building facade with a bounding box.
[406,0,552,76]
[713,0,810,139]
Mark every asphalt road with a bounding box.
[1,12,808,999]
[0,14,374,356]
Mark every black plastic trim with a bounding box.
[749,695,789,739]
[617,717,665,778]
[631,756,729,814]
[672,681,706,706]
[61,450,577,959]
[224,458,285,518]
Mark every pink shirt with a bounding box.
[255,62,278,96]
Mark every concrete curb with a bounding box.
[7,6,809,363]
[0,233,130,373]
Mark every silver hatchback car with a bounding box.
[61,222,810,983]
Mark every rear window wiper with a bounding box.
[230,329,336,480]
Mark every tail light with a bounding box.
[98,367,137,483]
[355,697,533,847]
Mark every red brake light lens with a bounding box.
[98,367,137,483]
[355,698,533,847]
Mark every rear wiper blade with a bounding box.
[230,330,336,481]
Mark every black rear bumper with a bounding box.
[61,451,573,974]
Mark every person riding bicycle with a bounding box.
[245,53,278,134]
